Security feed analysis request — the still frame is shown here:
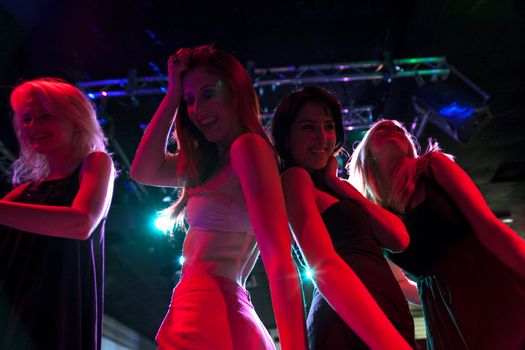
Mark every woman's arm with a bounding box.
[282,167,412,350]
[429,151,525,280]
[323,156,409,252]
[130,50,189,187]
[387,260,421,305]
[0,151,114,240]
[230,134,307,350]
[1,182,30,201]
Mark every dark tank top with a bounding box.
[0,165,104,350]
[308,195,415,348]
[384,175,525,350]
[322,199,413,326]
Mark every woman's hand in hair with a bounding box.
[130,50,190,187]
[167,48,190,97]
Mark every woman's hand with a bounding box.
[130,49,190,187]
[323,154,339,181]
[167,48,190,98]
[311,154,339,190]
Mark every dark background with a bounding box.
[1,0,524,343]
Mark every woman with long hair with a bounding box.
[0,78,114,350]
[130,45,307,350]
[271,86,415,350]
[348,119,525,349]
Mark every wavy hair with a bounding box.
[164,45,270,231]
[10,78,107,185]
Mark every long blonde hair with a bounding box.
[348,119,442,208]
[10,78,107,185]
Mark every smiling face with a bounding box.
[287,102,336,172]
[182,66,243,151]
[15,98,76,157]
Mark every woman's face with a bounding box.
[368,121,411,161]
[182,66,242,151]
[287,101,336,172]
[15,98,76,156]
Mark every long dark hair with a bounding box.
[271,86,345,171]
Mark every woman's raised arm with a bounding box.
[429,151,525,280]
[131,50,190,187]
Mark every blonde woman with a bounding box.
[348,119,525,350]
[0,78,114,350]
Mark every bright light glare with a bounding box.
[305,268,314,281]
[154,216,172,232]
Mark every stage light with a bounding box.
[179,256,185,265]
[153,215,172,233]
[305,268,314,281]
[162,196,173,203]
[412,67,491,143]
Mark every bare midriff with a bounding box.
[181,228,259,286]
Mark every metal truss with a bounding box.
[252,56,449,87]
[77,56,450,100]
[76,56,450,136]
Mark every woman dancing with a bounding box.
[348,119,525,349]
[0,78,114,350]
[130,45,307,350]
[271,86,415,349]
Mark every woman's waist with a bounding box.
[171,271,252,306]
[182,228,259,284]
[180,258,248,284]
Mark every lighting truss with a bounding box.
[77,56,449,133]
[77,56,450,100]
[252,57,449,87]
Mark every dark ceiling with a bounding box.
[1,0,524,343]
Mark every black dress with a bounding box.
[307,198,416,349]
[0,166,104,350]
[385,175,525,350]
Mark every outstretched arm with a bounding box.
[282,167,412,350]
[429,151,525,280]
[130,50,190,187]
[0,151,114,240]
[230,134,307,350]
[322,156,410,252]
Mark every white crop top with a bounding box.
[185,163,254,235]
